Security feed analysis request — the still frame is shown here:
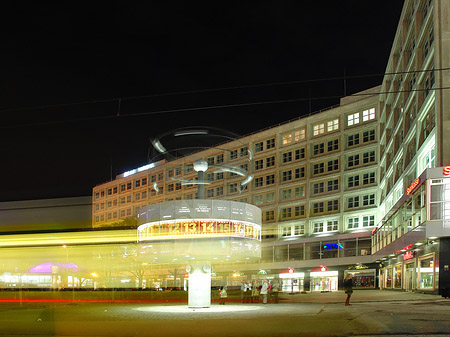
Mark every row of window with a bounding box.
[280,215,375,237]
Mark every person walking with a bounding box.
[343,274,353,306]
[251,281,259,303]
[260,280,269,304]
[219,286,228,305]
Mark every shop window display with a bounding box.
[386,267,393,288]
[394,265,402,288]
[419,256,435,289]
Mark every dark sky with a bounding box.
[0,2,404,202]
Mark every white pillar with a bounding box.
[187,261,211,308]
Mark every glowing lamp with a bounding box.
[194,160,208,173]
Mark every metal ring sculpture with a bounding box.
[149,127,253,194]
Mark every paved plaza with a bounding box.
[0,290,449,336]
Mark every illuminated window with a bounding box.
[282,134,293,145]
[362,108,375,121]
[313,222,324,233]
[348,113,360,126]
[327,220,338,231]
[327,119,339,132]
[295,129,305,141]
[313,123,325,136]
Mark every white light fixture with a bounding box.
[193,160,208,173]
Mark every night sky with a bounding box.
[0,2,404,202]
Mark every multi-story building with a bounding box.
[91,0,450,294]
[92,87,381,292]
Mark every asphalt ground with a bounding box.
[0,290,449,337]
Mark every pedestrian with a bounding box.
[343,274,353,306]
[240,280,246,303]
[251,281,259,303]
[219,286,227,305]
[244,281,252,303]
[260,280,269,304]
[271,281,280,303]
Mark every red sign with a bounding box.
[402,251,415,260]
[320,266,327,272]
[288,267,294,274]
[406,178,420,196]
[444,166,450,175]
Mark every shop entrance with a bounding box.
[279,272,304,293]
[310,271,338,292]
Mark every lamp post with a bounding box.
[193,160,208,199]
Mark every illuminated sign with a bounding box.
[371,227,378,234]
[402,251,415,260]
[323,243,343,250]
[395,244,414,254]
[137,219,261,242]
[444,166,450,175]
[320,266,327,272]
[347,265,369,270]
[288,267,294,274]
[123,163,155,177]
[406,178,420,196]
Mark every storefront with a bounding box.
[345,268,376,289]
[279,272,304,293]
[310,270,338,292]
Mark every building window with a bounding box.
[313,222,324,233]
[265,210,275,221]
[327,199,339,212]
[363,172,375,185]
[266,174,275,185]
[295,148,305,160]
[127,182,132,190]
[295,186,305,198]
[362,108,375,121]
[327,220,338,231]
[294,205,305,217]
[255,159,264,170]
[313,202,324,214]
[266,138,275,149]
[255,177,264,187]
[266,156,275,167]
[207,189,214,198]
[229,183,238,194]
[313,123,325,136]
[283,152,292,163]
[282,171,292,182]
[313,163,324,175]
[348,196,359,208]
[363,130,375,143]
[348,175,360,188]
[240,147,248,157]
[255,142,263,153]
[363,151,376,164]
[327,179,339,192]
[348,134,360,147]
[295,167,305,179]
[327,119,339,132]
[348,112,360,126]
[327,159,339,172]
[215,186,223,196]
[216,153,224,163]
[294,224,305,235]
[348,154,360,167]
[362,194,375,206]
[363,215,375,227]
[348,217,359,229]
[230,150,238,160]
[216,172,224,180]
[266,192,275,203]
[254,195,263,205]
[281,189,292,200]
[281,208,292,219]
[120,184,126,192]
[328,139,339,152]
[313,143,324,156]
[313,182,324,194]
